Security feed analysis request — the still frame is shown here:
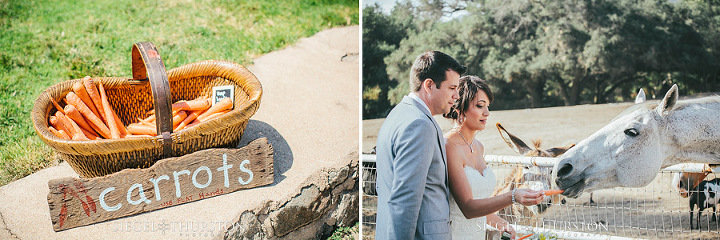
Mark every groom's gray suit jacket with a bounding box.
[375,96,451,240]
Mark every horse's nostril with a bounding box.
[557,163,573,178]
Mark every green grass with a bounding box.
[0,0,358,186]
[328,222,359,240]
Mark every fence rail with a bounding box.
[361,154,720,239]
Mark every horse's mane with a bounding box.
[673,95,720,111]
[611,95,720,122]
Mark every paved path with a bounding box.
[0,25,359,239]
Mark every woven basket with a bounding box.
[31,42,262,178]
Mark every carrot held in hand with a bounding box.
[543,189,564,196]
[66,92,111,139]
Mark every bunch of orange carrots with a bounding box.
[47,76,233,140]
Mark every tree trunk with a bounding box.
[527,78,545,108]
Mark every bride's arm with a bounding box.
[447,143,514,219]
[447,142,544,219]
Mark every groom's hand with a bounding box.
[498,222,516,240]
[515,189,545,206]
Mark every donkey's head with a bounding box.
[554,85,679,198]
[672,170,710,198]
[497,123,575,213]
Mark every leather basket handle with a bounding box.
[131,42,173,157]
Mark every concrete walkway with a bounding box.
[0,25,359,239]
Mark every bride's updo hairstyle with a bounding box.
[443,75,494,121]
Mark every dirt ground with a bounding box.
[361,100,720,239]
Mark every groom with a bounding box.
[375,50,466,240]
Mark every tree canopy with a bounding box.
[363,0,720,119]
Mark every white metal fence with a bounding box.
[361,154,720,239]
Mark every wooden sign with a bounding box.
[47,138,273,231]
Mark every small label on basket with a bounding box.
[46,138,273,232]
[212,85,234,108]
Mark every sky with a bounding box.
[362,0,397,14]
[362,0,469,21]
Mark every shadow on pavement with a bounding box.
[238,120,292,184]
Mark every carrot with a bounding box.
[137,117,154,126]
[173,97,211,111]
[48,126,70,140]
[172,110,187,129]
[64,105,94,133]
[83,76,106,123]
[73,79,101,120]
[143,114,156,123]
[66,92,111,139]
[47,93,65,114]
[127,123,157,136]
[147,97,211,115]
[186,118,202,129]
[124,134,153,138]
[543,189,565,196]
[56,111,89,140]
[57,130,70,140]
[196,97,232,122]
[174,109,205,131]
[517,233,534,240]
[80,127,99,140]
[49,116,69,134]
[53,112,75,138]
[111,107,128,138]
[97,81,120,139]
[198,110,229,122]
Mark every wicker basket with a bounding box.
[31,42,262,178]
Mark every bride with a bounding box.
[443,75,545,240]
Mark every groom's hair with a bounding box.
[410,50,466,92]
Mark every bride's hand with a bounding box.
[513,189,545,206]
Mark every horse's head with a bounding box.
[497,123,575,213]
[672,170,710,198]
[553,85,679,198]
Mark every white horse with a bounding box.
[553,84,720,198]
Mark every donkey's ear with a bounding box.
[496,123,532,155]
[546,144,576,157]
[656,84,678,116]
[635,89,646,104]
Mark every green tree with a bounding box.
[362,3,414,119]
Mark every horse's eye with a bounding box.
[624,128,639,137]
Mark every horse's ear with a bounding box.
[635,89,646,104]
[657,84,678,116]
[546,144,576,157]
[496,123,532,155]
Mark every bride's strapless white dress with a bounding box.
[449,166,497,240]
